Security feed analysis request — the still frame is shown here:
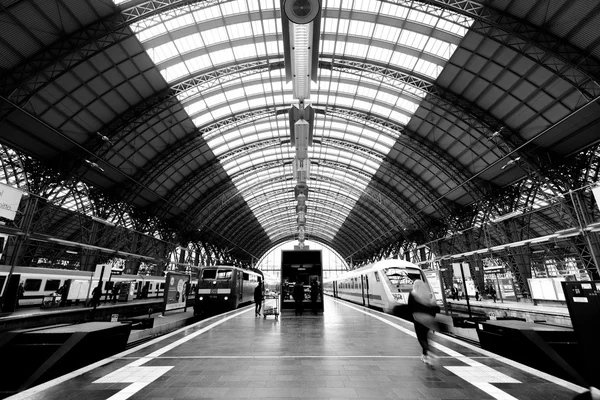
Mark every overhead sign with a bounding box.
[0,183,24,221]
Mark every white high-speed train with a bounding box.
[323,259,433,318]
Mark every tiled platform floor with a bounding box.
[7,297,586,400]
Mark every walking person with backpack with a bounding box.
[408,280,441,368]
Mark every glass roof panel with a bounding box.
[125,0,471,242]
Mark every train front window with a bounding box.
[384,268,422,291]
[216,270,232,280]
[202,269,217,280]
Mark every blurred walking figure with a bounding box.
[293,280,305,316]
[310,279,321,315]
[408,280,440,368]
[254,281,263,317]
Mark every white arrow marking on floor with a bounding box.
[336,300,522,400]
[93,365,172,400]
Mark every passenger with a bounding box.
[310,279,320,315]
[254,281,263,317]
[90,284,102,308]
[17,282,24,308]
[475,286,480,301]
[490,285,497,303]
[292,280,305,316]
[451,287,459,301]
[111,283,119,303]
[408,280,440,368]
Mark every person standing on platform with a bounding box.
[293,280,305,316]
[451,287,458,301]
[90,284,102,308]
[17,282,24,308]
[310,279,321,315]
[111,283,119,303]
[254,281,264,317]
[490,285,497,303]
[408,279,440,368]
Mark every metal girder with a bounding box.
[321,106,491,200]
[92,60,275,157]
[0,0,227,109]
[122,108,276,203]
[321,57,537,170]
[400,0,600,99]
[3,0,600,121]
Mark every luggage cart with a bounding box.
[263,295,279,320]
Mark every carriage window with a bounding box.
[243,273,249,280]
[44,279,61,291]
[202,269,217,279]
[374,271,380,282]
[216,270,232,279]
[105,281,114,290]
[24,279,42,291]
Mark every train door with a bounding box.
[364,274,370,308]
[360,276,366,306]
[238,271,243,301]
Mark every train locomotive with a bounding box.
[193,265,264,316]
[323,259,433,319]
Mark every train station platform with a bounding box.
[6,296,587,400]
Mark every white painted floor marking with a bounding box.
[333,299,586,399]
[6,307,253,400]
[93,365,173,400]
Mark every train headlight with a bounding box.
[199,296,204,301]
[224,296,228,300]
[212,281,217,285]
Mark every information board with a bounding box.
[163,272,190,313]
[424,270,443,305]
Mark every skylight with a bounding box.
[124,0,472,242]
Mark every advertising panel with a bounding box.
[163,272,190,313]
[0,183,24,221]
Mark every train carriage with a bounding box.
[0,265,185,307]
[323,259,432,319]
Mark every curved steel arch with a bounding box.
[204,172,396,243]
[129,101,477,217]
[185,144,430,235]
[203,174,401,250]
[2,0,600,113]
[223,191,386,249]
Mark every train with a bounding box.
[0,265,195,307]
[193,265,279,316]
[322,259,433,318]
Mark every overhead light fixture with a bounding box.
[281,0,321,101]
[491,210,523,223]
[501,156,521,170]
[92,216,116,227]
[555,227,581,238]
[84,159,105,172]
[585,222,600,233]
[66,250,78,255]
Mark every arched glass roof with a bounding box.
[3,0,599,267]
[119,0,470,246]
